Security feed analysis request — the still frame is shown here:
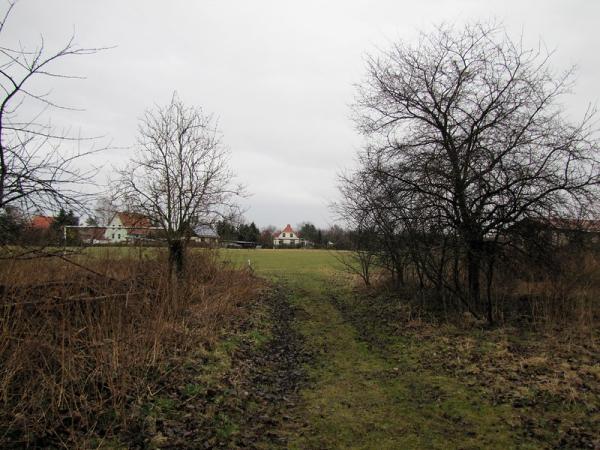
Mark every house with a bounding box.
[191,225,219,246]
[545,218,600,246]
[512,217,600,247]
[78,227,108,245]
[273,224,302,247]
[104,212,154,243]
[31,215,54,230]
[24,214,56,243]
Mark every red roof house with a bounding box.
[104,212,155,243]
[31,215,54,230]
[273,224,302,247]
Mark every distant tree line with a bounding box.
[215,219,353,250]
[266,222,353,249]
[216,220,260,243]
[213,219,355,249]
[297,222,352,249]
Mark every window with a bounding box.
[279,240,283,245]
[118,234,121,239]
[282,232,286,237]
[112,233,115,239]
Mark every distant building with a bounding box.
[508,217,600,248]
[192,225,219,246]
[273,224,302,247]
[78,227,108,245]
[31,215,54,230]
[104,212,154,243]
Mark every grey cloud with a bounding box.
[11,0,600,228]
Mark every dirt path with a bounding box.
[223,287,312,448]
[191,287,312,449]
[118,286,310,449]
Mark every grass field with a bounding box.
[220,248,345,277]
[219,248,599,449]
[62,247,346,276]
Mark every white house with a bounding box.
[104,212,154,243]
[273,224,302,247]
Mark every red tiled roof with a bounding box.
[107,212,154,237]
[31,215,54,229]
[273,224,301,239]
[116,212,152,228]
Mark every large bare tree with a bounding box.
[118,93,240,276]
[350,21,600,321]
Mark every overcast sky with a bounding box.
[10,0,600,229]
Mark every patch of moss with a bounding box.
[152,396,177,414]
[214,412,239,440]
[182,383,204,398]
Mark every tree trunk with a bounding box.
[168,239,186,278]
[485,242,498,325]
[395,261,405,287]
[486,271,494,325]
[466,239,482,308]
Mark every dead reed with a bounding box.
[493,248,600,334]
[367,246,600,337]
[0,249,261,447]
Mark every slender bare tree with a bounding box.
[117,93,241,276]
[0,1,105,217]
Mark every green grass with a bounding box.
[288,273,535,449]
[218,248,564,449]
[220,248,345,278]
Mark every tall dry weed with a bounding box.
[0,249,261,447]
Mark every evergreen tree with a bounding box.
[51,209,80,244]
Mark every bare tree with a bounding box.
[117,93,241,276]
[351,21,600,322]
[333,224,379,287]
[92,195,118,226]
[0,1,105,217]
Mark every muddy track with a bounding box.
[220,286,311,448]
[127,286,310,449]
[145,288,310,449]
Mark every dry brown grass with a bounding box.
[368,246,600,334]
[0,249,262,448]
[493,248,600,333]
